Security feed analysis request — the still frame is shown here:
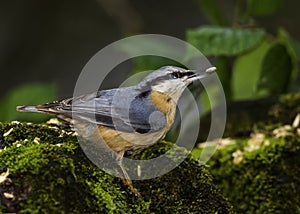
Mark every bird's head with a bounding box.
[137,66,216,102]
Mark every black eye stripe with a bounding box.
[138,70,196,89]
[171,71,194,79]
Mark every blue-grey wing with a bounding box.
[66,88,166,133]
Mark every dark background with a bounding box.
[0,0,299,99]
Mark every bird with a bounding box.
[16,65,216,195]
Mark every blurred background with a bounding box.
[0,0,299,122]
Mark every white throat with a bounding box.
[152,80,187,102]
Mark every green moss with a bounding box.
[194,129,300,213]
[0,122,233,213]
[131,142,233,213]
[191,93,300,213]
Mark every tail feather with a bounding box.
[16,102,73,122]
[16,105,39,113]
[16,101,67,115]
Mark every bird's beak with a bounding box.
[187,66,216,81]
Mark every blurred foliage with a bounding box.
[123,0,299,103]
[0,83,57,122]
[189,0,299,101]
[2,0,299,125]
[246,0,283,16]
[257,43,292,93]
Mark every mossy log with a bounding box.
[193,93,300,213]
[0,122,233,213]
[195,129,300,213]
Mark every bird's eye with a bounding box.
[171,72,180,79]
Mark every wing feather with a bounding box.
[59,88,166,133]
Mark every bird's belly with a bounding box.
[98,126,165,152]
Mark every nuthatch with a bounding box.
[17,66,216,194]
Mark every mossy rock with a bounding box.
[191,93,300,213]
[0,122,233,213]
[193,125,300,213]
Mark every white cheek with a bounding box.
[152,81,170,93]
[152,80,187,101]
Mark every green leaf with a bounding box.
[247,0,283,16]
[277,28,299,80]
[0,83,57,122]
[257,43,293,94]
[232,40,271,100]
[186,26,266,56]
[199,0,228,26]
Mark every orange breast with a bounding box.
[149,91,176,131]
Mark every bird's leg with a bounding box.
[116,151,140,197]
